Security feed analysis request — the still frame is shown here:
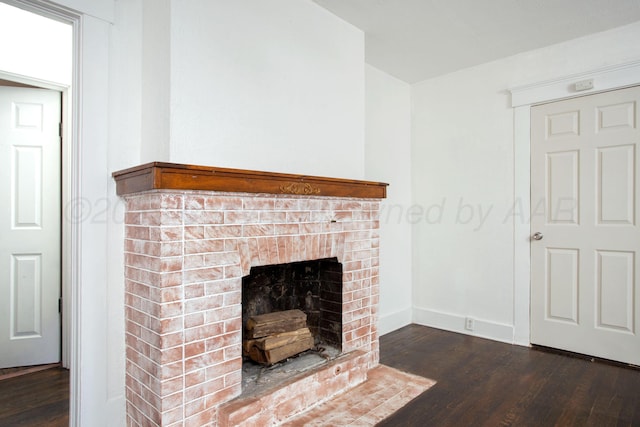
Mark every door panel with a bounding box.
[546,247,579,324]
[546,150,579,224]
[11,253,43,338]
[0,86,61,368]
[597,145,635,225]
[531,86,640,366]
[596,250,634,333]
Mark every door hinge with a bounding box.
[58,297,62,314]
[59,122,63,137]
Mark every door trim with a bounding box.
[510,60,640,346]
[1,0,83,424]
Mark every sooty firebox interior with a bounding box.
[242,257,343,353]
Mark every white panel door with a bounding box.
[0,87,61,368]
[531,86,640,366]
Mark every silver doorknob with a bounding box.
[532,232,544,241]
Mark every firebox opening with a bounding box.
[241,257,343,395]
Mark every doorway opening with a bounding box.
[0,0,72,371]
[0,2,73,424]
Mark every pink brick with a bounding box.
[185,225,205,240]
[222,291,241,307]
[242,224,274,237]
[223,239,239,251]
[161,360,184,380]
[274,223,299,235]
[161,242,183,257]
[185,239,225,255]
[224,370,241,388]
[184,210,224,225]
[184,341,207,358]
[185,396,206,418]
[160,271,183,288]
[160,331,184,349]
[185,350,225,373]
[206,358,241,381]
[223,265,242,279]
[274,199,299,210]
[285,211,310,222]
[185,196,205,210]
[185,323,224,343]
[185,295,223,314]
[205,331,241,352]
[204,196,243,211]
[205,306,240,324]
[204,252,240,267]
[185,369,206,388]
[160,226,183,241]
[224,211,259,224]
[259,211,286,223]
[125,212,142,225]
[126,225,149,240]
[185,409,216,427]
[185,312,205,329]
[223,345,241,360]
[183,267,223,284]
[161,287,183,303]
[223,317,241,334]
[183,284,204,300]
[159,210,182,226]
[204,224,242,239]
[185,377,224,402]
[161,194,183,210]
[243,198,275,210]
[204,279,239,296]
[161,257,183,272]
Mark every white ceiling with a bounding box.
[312,0,640,83]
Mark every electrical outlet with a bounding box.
[465,317,474,331]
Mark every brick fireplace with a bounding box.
[113,163,387,426]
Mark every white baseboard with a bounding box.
[378,307,412,336]
[412,307,515,344]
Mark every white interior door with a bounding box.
[0,86,61,368]
[531,85,640,366]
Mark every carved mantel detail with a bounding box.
[279,182,321,195]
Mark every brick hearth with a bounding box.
[115,163,387,427]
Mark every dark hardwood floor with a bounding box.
[1,326,639,426]
[0,367,69,426]
[379,324,640,427]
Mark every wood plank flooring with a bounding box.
[1,325,639,426]
[379,324,640,427]
[0,367,69,426]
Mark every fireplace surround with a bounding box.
[113,163,387,426]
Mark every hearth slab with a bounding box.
[218,350,369,427]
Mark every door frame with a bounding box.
[0,71,69,367]
[0,0,114,426]
[510,60,640,346]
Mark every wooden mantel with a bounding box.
[112,162,388,199]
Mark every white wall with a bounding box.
[169,0,365,179]
[411,21,640,343]
[364,64,412,335]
